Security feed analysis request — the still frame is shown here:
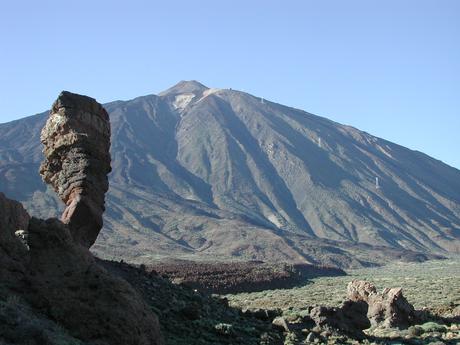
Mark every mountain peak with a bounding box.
[159,80,209,96]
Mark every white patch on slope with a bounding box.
[173,93,196,110]
[196,88,222,103]
[267,214,282,228]
[377,145,394,159]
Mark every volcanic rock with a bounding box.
[26,217,163,345]
[309,303,370,338]
[307,280,416,337]
[347,280,416,328]
[272,316,291,332]
[347,280,377,301]
[39,91,111,248]
[367,287,416,328]
[0,192,30,285]
[0,192,30,241]
[0,92,164,345]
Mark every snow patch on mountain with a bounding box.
[173,93,195,110]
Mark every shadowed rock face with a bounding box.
[39,91,111,247]
[0,192,30,284]
[26,217,163,345]
[347,280,416,328]
[309,302,370,339]
[308,280,416,336]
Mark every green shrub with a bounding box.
[214,322,233,335]
[419,322,446,333]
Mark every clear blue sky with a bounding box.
[1,1,459,169]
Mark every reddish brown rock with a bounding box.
[367,287,416,328]
[39,91,111,247]
[347,280,377,302]
[308,280,416,336]
[26,217,163,345]
[0,92,164,344]
[347,280,416,328]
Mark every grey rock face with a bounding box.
[39,91,111,247]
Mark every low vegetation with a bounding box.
[226,258,460,312]
[226,258,460,344]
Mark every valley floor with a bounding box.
[225,257,460,344]
[226,258,460,312]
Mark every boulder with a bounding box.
[347,280,416,328]
[307,280,416,337]
[272,316,291,332]
[367,287,416,328]
[347,279,377,302]
[309,303,369,338]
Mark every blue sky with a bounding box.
[1,0,459,169]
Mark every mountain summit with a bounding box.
[159,80,209,96]
[1,81,459,267]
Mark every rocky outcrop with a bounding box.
[0,92,163,345]
[309,302,370,338]
[0,192,30,245]
[26,217,162,345]
[39,91,111,248]
[0,193,29,286]
[347,280,377,301]
[347,280,416,328]
[306,280,416,337]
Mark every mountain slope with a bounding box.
[1,81,459,267]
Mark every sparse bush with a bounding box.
[214,322,233,335]
[419,322,446,333]
[408,325,424,336]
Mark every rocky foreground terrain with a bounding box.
[1,81,459,267]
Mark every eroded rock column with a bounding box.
[39,91,111,247]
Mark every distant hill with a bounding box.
[1,80,459,267]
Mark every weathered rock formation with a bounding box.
[26,217,163,345]
[39,91,111,248]
[347,280,416,328]
[307,280,416,337]
[0,92,163,345]
[347,280,377,301]
[309,301,370,338]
